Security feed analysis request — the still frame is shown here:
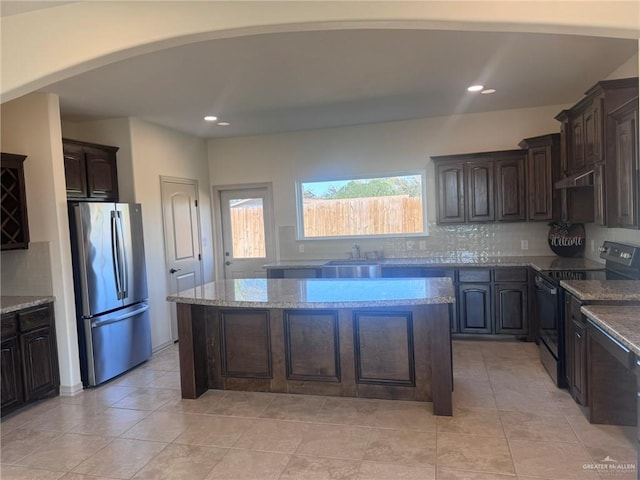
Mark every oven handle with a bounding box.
[535,275,557,295]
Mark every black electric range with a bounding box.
[534,241,640,387]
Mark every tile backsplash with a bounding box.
[585,224,640,263]
[279,222,556,261]
[1,241,54,295]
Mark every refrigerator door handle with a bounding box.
[115,212,129,299]
[90,303,150,328]
[111,211,123,299]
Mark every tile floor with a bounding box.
[1,340,637,479]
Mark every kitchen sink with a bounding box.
[322,261,381,278]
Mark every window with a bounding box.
[296,172,427,239]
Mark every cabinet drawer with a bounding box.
[493,267,527,283]
[1,313,18,338]
[18,304,52,332]
[458,268,491,283]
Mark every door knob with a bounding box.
[225,261,231,266]
[169,268,181,274]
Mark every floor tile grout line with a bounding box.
[480,344,518,478]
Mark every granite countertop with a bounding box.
[168,277,455,308]
[561,280,640,302]
[581,305,640,357]
[1,296,55,314]
[264,256,604,271]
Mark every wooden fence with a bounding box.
[302,196,423,237]
[231,196,423,255]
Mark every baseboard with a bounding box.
[59,382,84,396]
[152,340,175,354]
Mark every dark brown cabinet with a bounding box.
[583,98,603,168]
[458,283,492,333]
[63,139,119,201]
[457,267,529,336]
[1,336,23,413]
[21,325,59,403]
[1,153,29,250]
[457,269,492,334]
[555,77,638,226]
[494,283,528,335]
[493,268,528,336]
[565,294,587,405]
[519,134,561,221]
[435,161,465,223]
[571,319,587,405]
[1,303,59,417]
[609,97,639,229]
[593,163,606,226]
[466,161,494,222]
[433,150,526,225]
[568,97,603,173]
[495,156,526,222]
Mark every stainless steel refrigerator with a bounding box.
[69,202,152,386]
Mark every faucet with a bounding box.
[351,243,361,259]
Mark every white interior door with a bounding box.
[219,186,275,279]
[161,177,203,341]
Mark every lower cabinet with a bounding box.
[494,283,528,335]
[1,336,23,413]
[457,267,529,336]
[565,294,588,405]
[571,319,588,405]
[1,303,59,417]
[458,283,492,333]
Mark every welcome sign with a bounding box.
[548,222,586,257]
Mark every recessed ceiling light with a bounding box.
[481,89,496,95]
[217,122,230,126]
[204,115,218,122]
[467,85,484,92]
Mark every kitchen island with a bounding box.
[168,277,455,415]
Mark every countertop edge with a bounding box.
[1,296,55,314]
[167,296,456,308]
[561,280,640,302]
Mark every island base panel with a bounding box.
[176,303,452,415]
[177,303,208,399]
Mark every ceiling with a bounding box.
[36,28,637,139]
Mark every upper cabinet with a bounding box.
[518,134,561,222]
[435,160,465,223]
[433,150,526,225]
[1,153,30,250]
[63,139,119,201]
[609,97,639,229]
[495,155,526,222]
[555,77,638,228]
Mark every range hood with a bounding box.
[554,169,594,189]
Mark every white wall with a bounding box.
[605,52,638,80]
[208,104,568,262]
[1,93,82,395]
[64,117,213,351]
[129,119,212,349]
